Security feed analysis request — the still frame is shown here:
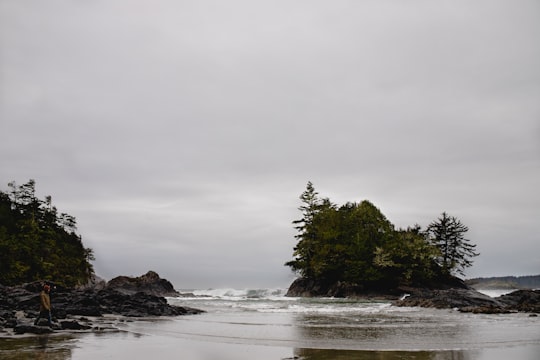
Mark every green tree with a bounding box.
[374,225,440,286]
[286,182,335,278]
[286,184,398,287]
[427,212,479,276]
[285,184,477,291]
[0,180,94,286]
[334,201,395,285]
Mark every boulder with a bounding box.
[394,288,540,313]
[14,324,53,335]
[496,289,540,313]
[95,289,203,317]
[106,271,179,297]
[60,320,91,330]
[53,289,103,317]
[394,288,503,309]
[285,278,330,297]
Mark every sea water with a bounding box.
[1,288,539,359]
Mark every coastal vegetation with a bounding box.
[0,180,94,287]
[285,182,479,291]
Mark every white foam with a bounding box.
[180,288,287,300]
[171,288,403,315]
[476,289,518,298]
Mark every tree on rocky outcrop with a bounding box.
[285,184,478,294]
[427,212,479,276]
[0,179,94,287]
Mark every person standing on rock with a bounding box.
[34,284,52,327]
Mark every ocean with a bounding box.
[1,288,539,359]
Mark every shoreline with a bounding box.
[2,291,540,360]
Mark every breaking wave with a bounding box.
[178,288,287,300]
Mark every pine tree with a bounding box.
[286,181,323,278]
[427,212,479,276]
[0,180,94,286]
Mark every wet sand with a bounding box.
[1,329,540,360]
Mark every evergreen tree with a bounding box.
[286,184,399,287]
[334,200,395,284]
[427,212,479,276]
[285,184,475,290]
[0,180,94,286]
[286,182,334,278]
[374,225,440,286]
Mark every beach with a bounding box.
[1,288,539,359]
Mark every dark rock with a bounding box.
[66,292,103,317]
[65,306,102,317]
[106,271,179,297]
[14,324,53,334]
[394,288,540,313]
[61,320,91,330]
[0,271,203,335]
[34,318,52,327]
[95,289,203,317]
[496,289,540,313]
[4,318,17,328]
[0,310,15,320]
[0,309,17,329]
[77,274,107,291]
[395,288,503,309]
[285,278,332,297]
[54,308,67,319]
[52,289,103,317]
[287,277,540,314]
[459,305,513,314]
[286,275,469,298]
[285,278,370,298]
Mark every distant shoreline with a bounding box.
[466,274,540,290]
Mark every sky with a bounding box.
[1,0,539,289]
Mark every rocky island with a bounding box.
[284,183,540,315]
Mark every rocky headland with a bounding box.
[286,277,540,314]
[0,271,203,336]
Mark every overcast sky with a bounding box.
[1,0,539,289]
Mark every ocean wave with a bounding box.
[476,289,519,298]
[180,288,287,300]
[169,288,407,316]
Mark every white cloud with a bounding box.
[1,0,539,287]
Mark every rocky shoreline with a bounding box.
[395,288,540,314]
[286,277,540,315]
[0,271,203,336]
